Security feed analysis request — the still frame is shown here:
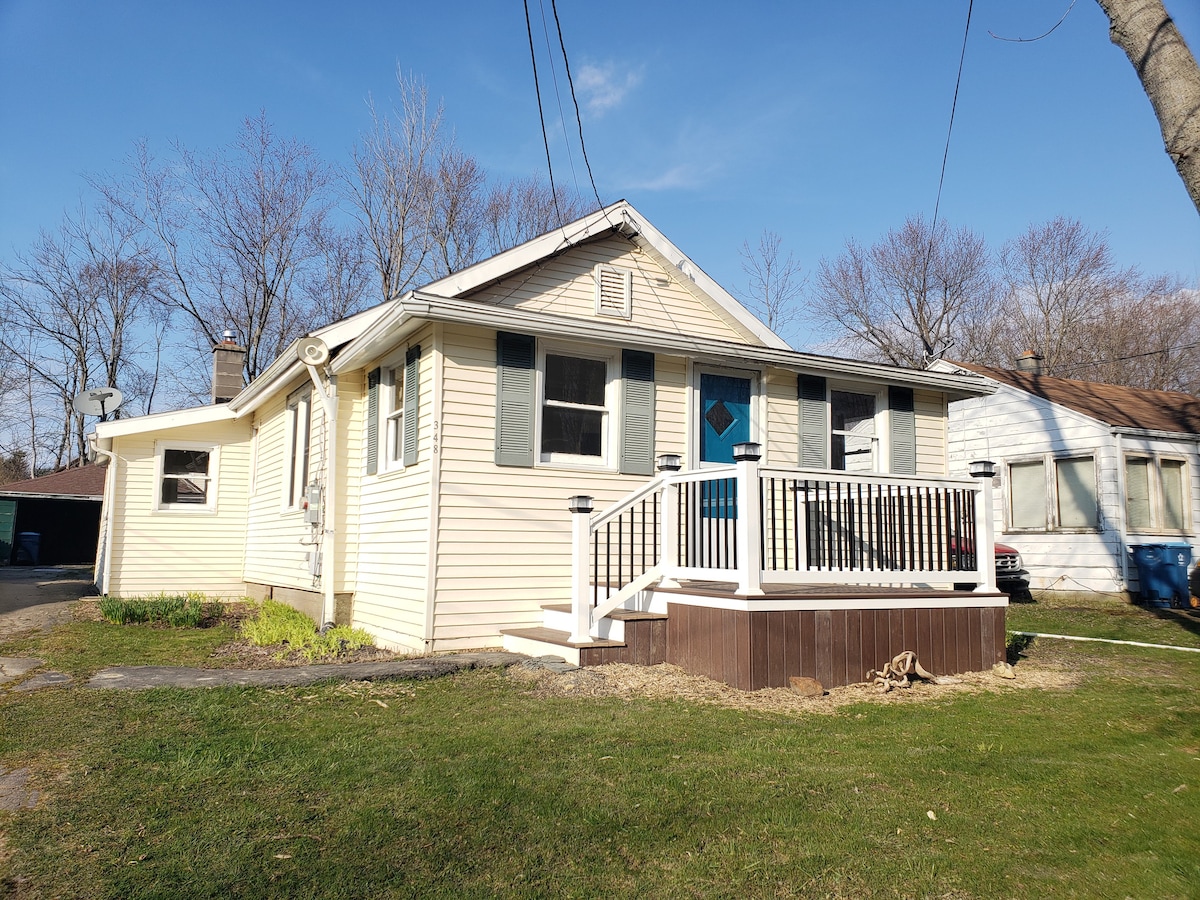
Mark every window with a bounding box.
[365,345,420,476]
[540,351,612,461]
[1125,454,1188,533]
[1008,455,1097,532]
[383,363,405,468]
[594,264,632,319]
[830,390,877,472]
[286,388,312,508]
[156,442,216,511]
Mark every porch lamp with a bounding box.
[968,460,997,479]
[656,453,683,472]
[568,495,594,514]
[732,442,762,462]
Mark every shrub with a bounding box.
[98,592,224,627]
[241,599,375,661]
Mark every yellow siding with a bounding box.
[350,324,436,652]
[428,323,689,650]
[242,374,327,591]
[465,234,760,344]
[915,389,947,476]
[106,418,251,597]
[765,367,799,467]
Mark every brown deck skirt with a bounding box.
[656,582,1007,691]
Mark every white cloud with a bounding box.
[576,62,642,117]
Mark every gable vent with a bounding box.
[594,264,633,320]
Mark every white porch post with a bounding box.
[733,442,764,596]
[969,460,998,592]
[656,454,682,589]
[568,495,594,642]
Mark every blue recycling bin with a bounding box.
[1131,543,1192,608]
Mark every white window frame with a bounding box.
[284,387,312,511]
[1006,452,1099,533]
[828,382,884,473]
[593,264,633,320]
[154,440,218,513]
[378,352,408,474]
[1124,452,1190,535]
[536,341,618,469]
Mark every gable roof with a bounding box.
[949,361,1200,435]
[0,465,106,499]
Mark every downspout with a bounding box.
[1114,432,1129,591]
[422,323,443,648]
[305,365,338,626]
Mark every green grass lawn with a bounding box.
[1,606,1199,898]
[1007,590,1200,649]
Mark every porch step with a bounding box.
[500,627,624,666]
[539,603,668,641]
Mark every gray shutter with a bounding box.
[365,367,381,476]
[798,374,828,468]
[495,332,535,467]
[403,345,421,467]
[889,385,916,476]
[620,349,655,476]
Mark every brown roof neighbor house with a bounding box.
[937,359,1200,602]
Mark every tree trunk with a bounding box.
[1096,0,1200,215]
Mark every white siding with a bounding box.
[106,418,251,597]
[464,234,761,344]
[949,384,1200,594]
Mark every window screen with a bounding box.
[1056,457,1097,528]
[1010,460,1046,529]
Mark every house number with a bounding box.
[432,420,440,455]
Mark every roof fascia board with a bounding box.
[385,293,992,397]
[93,403,237,440]
[0,491,102,501]
[1110,426,1200,442]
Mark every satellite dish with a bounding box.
[297,337,330,367]
[72,387,124,417]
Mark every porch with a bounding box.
[501,446,1007,689]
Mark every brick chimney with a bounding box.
[1014,351,1044,376]
[212,330,246,404]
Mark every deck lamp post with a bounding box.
[568,495,594,642]
[967,461,998,592]
[732,442,762,462]
[656,453,682,472]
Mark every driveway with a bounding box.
[0,565,96,639]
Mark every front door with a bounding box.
[699,373,751,464]
[699,373,752,520]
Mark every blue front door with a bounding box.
[700,373,751,463]
[699,374,751,519]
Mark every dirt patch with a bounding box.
[508,656,1079,716]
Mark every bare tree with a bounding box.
[427,145,488,279]
[0,200,165,468]
[1096,0,1200,215]
[349,72,441,303]
[483,177,592,252]
[737,230,806,344]
[808,216,992,367]
[100,112,335,384]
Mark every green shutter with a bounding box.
[889,385,916,476]
[620,349,655,476]
[495,332,536,467]
[403,345,421,467]
[365,368,380,475]
[798,374,828,468]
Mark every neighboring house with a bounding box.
[936,358,1200,600]
[0,465,106,565]
[91,201,1001,688]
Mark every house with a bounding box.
[936,357,1200,602]
[0,465,106,565]
[90,201,1002,689]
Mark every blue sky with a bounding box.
[2,0,1198,350]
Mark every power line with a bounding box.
[1050,341,1200,376]
[536,0,579,194]
[522,0,563,225]
[931,0,974,235]
[549,0,608,220]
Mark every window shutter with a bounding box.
[403,345,421,466]
[798,374,828,468]
[365,368,381,476]
[620,349,655,476]
[889,386,916,476]
[495,332,536,467]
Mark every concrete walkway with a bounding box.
[0,651,530,693]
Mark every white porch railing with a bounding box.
[568,446,998,642]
